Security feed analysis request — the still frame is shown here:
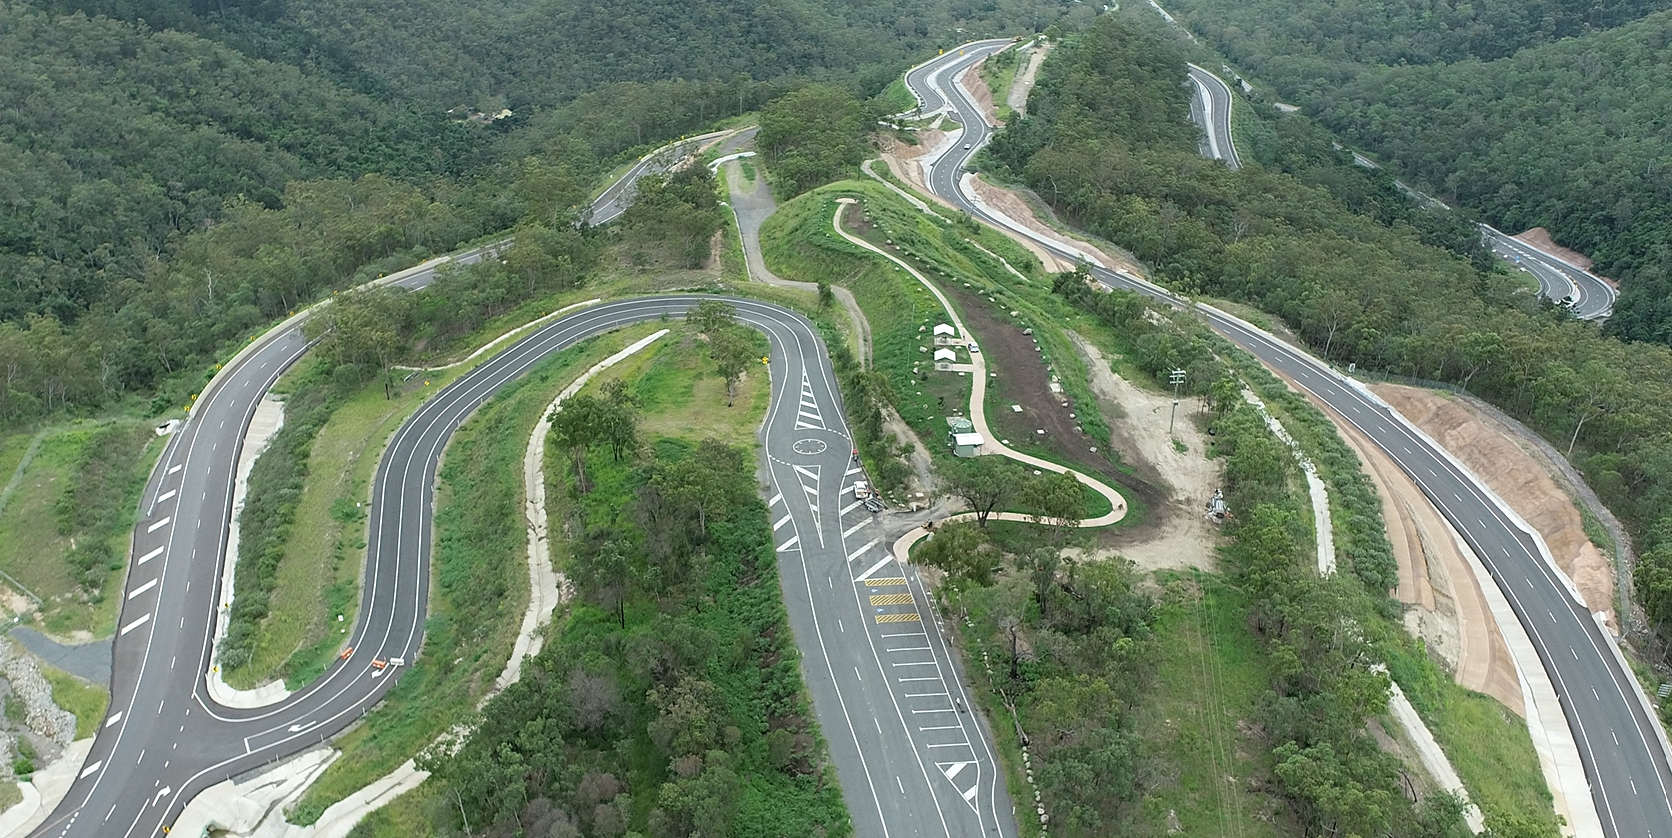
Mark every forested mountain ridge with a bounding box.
[1162,0,1672,347]
[0,0,1075,424]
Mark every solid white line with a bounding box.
[846,466,863,476]
[127,578,158,600]
[891,646,933,653]
[146,516,171,533]
[921,725,962,731]
[926,741,969,748]
[899,677,939,682]
[912,708,955,714]
[793,464,819,480]
[840,500,863,516]
[138,546,165,565]
[79,760,103,779]
[907,692,949,698]
[892,660,937,667]
[882,632,927,638]
[848,538,879,562]
[120,614,151,635]
[855,555,894,583]
[776,536,800,553]
[843,519,870,539]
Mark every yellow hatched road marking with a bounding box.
[865,577,909,587]
[875,613,922,623]
[870,594,914,606]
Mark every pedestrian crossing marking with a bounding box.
[876,613,922,623]
[869,594,914,606]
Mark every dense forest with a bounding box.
[1158,0,1672,346]
[986,8,1672,718]
[0,0,1077,425]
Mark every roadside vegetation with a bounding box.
[353,307,847,838]
[992,11,1672,685]
[42,663,109,740]
[0,420,162,635]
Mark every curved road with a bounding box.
[1187,64,1241,169]
[912,43,1672,838]
[26,135,724,838]
[1483,225,1616,320]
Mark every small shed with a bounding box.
[933,347,957,363]
[951,432,985,458]
[933,323,957,337]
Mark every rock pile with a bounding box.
[0,638,76,745]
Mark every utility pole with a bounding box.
[1168,369,1186,435]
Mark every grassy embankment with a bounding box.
[979,45,1025,123]
[291,322,666,823]
[0,421,165,636]
[351,321,841,837]
[42,663,109,739]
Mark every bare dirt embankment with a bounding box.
[1068,334,1220,573]
[959,63,999,127]
[1327,395,1525,713]
[1514,227,1615,286]
[1374,385,1618,630]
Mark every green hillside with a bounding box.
[1162,0,1672,346]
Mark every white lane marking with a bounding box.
[769,493,783,506]
[921,725,962,731]
[897,776,906,794]
[912,708,955,714]
[942,761,971,780]
[891,646,933,652]
[127,578,158,600]
[892,660,938,667]
[120,613,151,635]
[79,760,103,778]
[138,546,165,565]
[146,516,171,533]
[840,500,863,516]
[166,464,182,475]
[927,741,970,748]
[855,554,894,582]
[843,519,870,539]
[907,692,949,698]
[846,466,863,476]
[898,676,939,682]
[776,536,800,553]
[773,514,792,531]
[847,538,879,563]
[105,712,122,728]
[792,465,819,481]
[882,632,927,639]
[961,785,979,804]
[155,490,176,503]
[855,666,862,681]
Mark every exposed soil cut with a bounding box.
[1327,391,1525,714]
[1007,45,1050,116]
[1514,227,1615,285]
[1374,385,1618,631]
[959,63,999,127]
[969,178,1147,277]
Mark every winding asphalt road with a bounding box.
[1187,63,1241,169]
[1483,225,1616,320]
[913,42,1672,838]
[24,134,726,838]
